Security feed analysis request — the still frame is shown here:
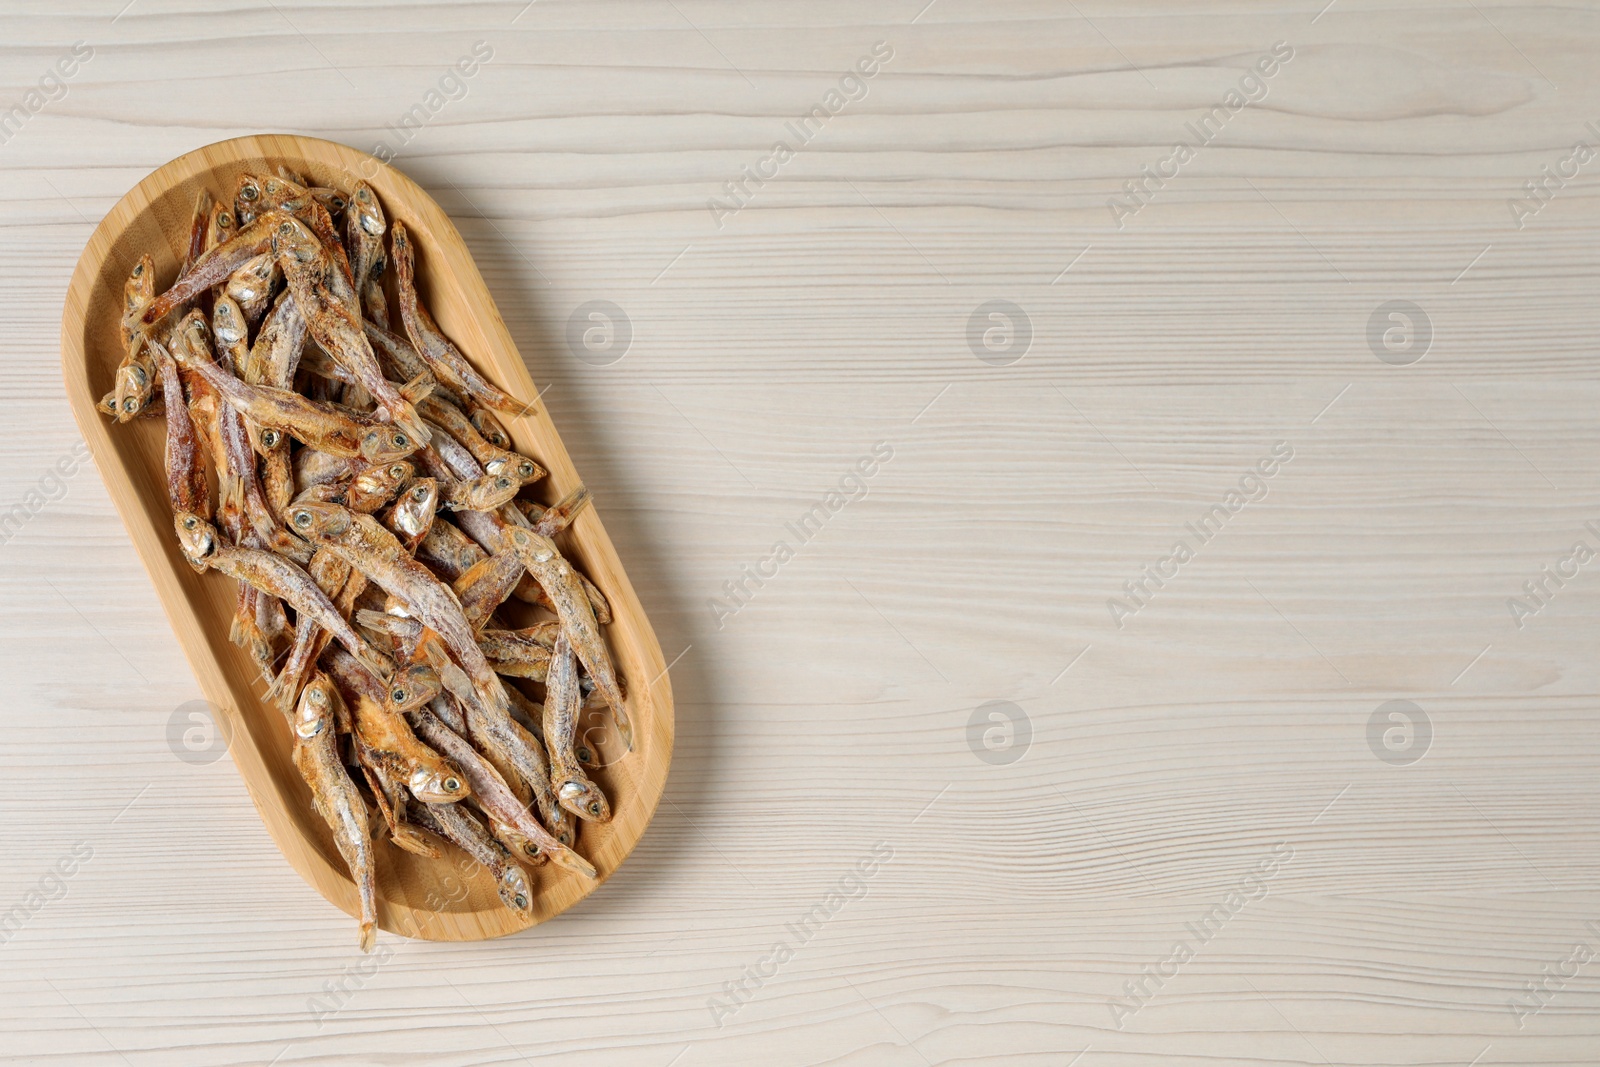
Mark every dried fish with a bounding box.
[544,633,610,823]
[392,221,532,415]
[291,673,377,951]
[102,173,636,943]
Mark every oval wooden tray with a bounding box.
[59,134,672,942]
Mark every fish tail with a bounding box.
[549,845,598,880]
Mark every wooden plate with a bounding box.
[59,134,672,942]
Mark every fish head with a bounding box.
[168,310,213,367]
[491,820,547,866]
[496,865,533,917]
[385,664,442,714]
[286,500,354,544]
[352,461,413,509]
[395,479,438,530]
[468,408,511,449]
[211,295,248,352]
[543,803,577,847]
[173,512,219,571]
[293,673,337,739]
[207,203,234,247]
[113,360,153,421]
[557,778,612,823]
[232,173,265,225]
[505,526,559,564]
[123,254,155,312]
[358,425,421,464]
[258,174,309,210]
[267,213,322,268]
[407,763,468,805]
[483,452,539,483]
[456,473,519,512]
[351,182,386,237]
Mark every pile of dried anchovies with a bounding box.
[102,170,628,948]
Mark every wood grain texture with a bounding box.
[58,133,673,942]
[3,1,1599,1064]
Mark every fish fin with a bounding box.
[359,921,376,953]
[398,373,435,406]
[389,826,441,859]
[262,669,291,709]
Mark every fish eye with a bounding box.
[331,197,345,210]
[513,893,528,909]
[240,183,259,201]
[412,486,429,500]
[390,465,405,478]
[589,802,601,816]
[391,433,407,447]
[183,516,197,529]
[261,429,280,447]
[576,747,591,763]
[131,262,143,276]
[218,212,231,227]
[443,777,460,792]
[278,221,294,235]
[495,477,512,489]
[293,512,311,528]
[390,687,406,702]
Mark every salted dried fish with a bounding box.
[544,633,610,822]
[504,525,631,749]
[392,221,532,416]
[291,673,376,951]
[148,338,209,519]
[113,255,157,421]
[347,181,385,300]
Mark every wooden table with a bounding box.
[3,2,1596,1063]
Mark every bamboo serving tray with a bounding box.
[59,134,672,942]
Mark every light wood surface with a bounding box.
[59,133,672,942]
[4,1,1599,1064]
